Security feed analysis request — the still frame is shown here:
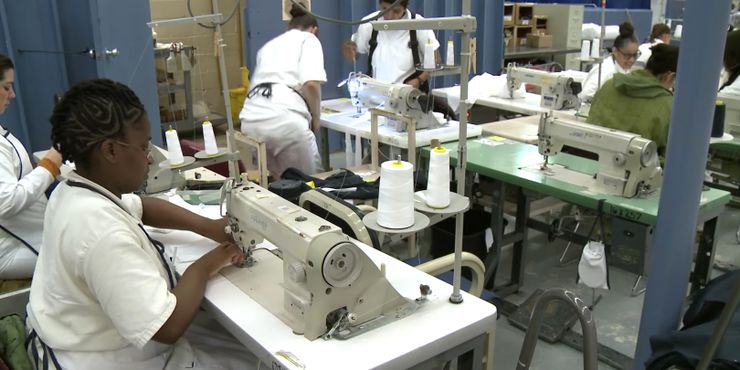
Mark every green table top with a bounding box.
[424,140,731,226]
[710,137,740,154]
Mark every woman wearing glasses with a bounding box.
[26,79,257,369]
[587,44,679,160]
[579,22,640,103]
[0,53,63,282]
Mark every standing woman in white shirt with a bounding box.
[0,53,63,280]
[579,22,640,102]
[239,4,325,179]
[636,23,672,68]
[27,79,256,369]
[342,0,440,91]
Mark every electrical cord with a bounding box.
[187,0,241,29]
[288,0,405,26]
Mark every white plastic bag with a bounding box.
[578,240,609,290]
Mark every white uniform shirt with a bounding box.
[720,73,740,95]
[578,55,630,102]
[241,29,327,122]
[636,38,664,68]
[352,10,440,84]
[0,126,53,270]
[27,171,178,369]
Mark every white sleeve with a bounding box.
[578,64,601,102]
[353,22,373,55]
[122,194,143,221]
[298,35,327,84]
[416,14,440,51]
[83,228,176,349]
[0,138,54,218]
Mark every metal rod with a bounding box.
[516,289,599,370]
[634,0,731,367]
[16,49,88,55]
[450,0,474,304]
[212,0,239,179]
[147,14,223,28]
[371,16,476,32]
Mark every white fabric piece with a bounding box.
[721,71,740,95]
[0,125,54,278]
[444,73,523,111]
[578,240,609,290]
[240,29,326,178]
[353,10,440,84]
[582,23,620,40]
[578,56,630,102]
[493,74,527,99]
[636,38,664,68]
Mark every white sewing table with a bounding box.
[478,111,582,145]
[319,98,482,170]
[154,200,498,370]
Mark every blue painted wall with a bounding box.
[0,0,161,151]
[583,8,654,45]
[0,0,69,152]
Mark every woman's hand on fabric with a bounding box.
[195,241,245,278]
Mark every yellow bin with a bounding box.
[229,66,250,125]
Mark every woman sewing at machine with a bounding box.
[342,0,439,89]
[239,4,325,179]
[26,79,256,369]
[0,53,63,283]
[341,0,456,118]
[579,22,640,103]
[587,43,680,159]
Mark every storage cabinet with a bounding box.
[533,4,584,70]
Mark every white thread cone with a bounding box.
[426,147,450,208]
[377,160,414,229]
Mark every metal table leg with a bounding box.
[692,216,720,293]
[320,126,330,171]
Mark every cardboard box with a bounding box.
[526,34,553,48]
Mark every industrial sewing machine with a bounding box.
[224,181,415,341]
[506,65,582,111]
[144,145,186,194]
[346,73,444,132]
[537,114,662,197]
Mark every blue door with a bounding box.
[58,0,161,145]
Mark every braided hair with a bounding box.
[50,79,146,168]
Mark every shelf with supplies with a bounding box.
[154,43,200,135]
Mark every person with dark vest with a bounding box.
[343,0,439,91]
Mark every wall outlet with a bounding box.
[282,0,311,21]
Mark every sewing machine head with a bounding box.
[347,73,443,131]
[143,144,186,194]
[506,65,582,111]
[537,115,662,197]
[225,181,411,340]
